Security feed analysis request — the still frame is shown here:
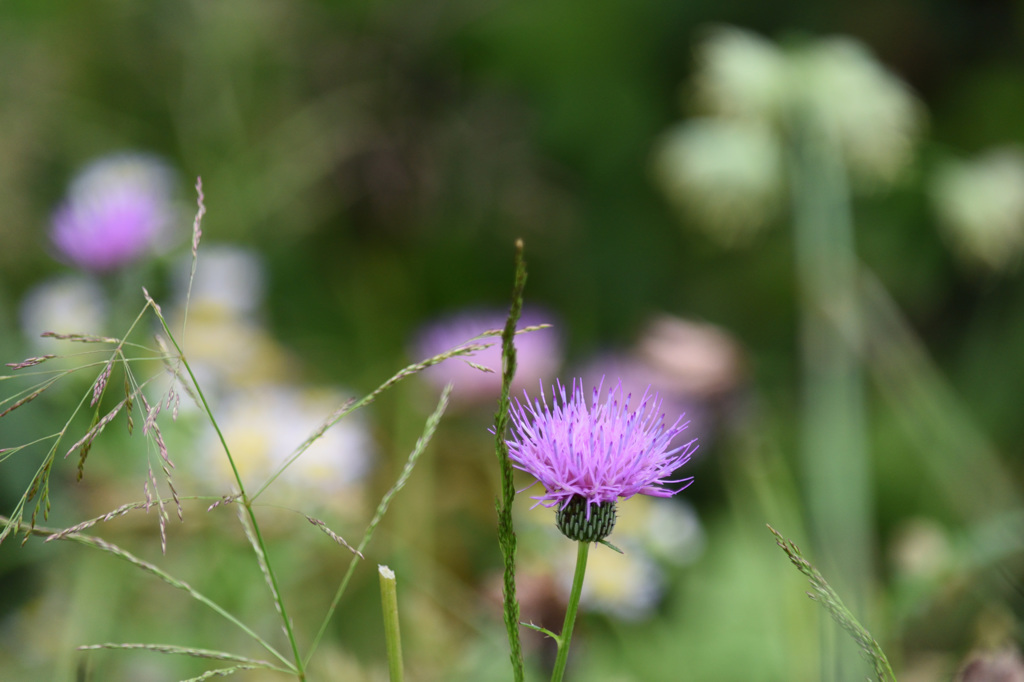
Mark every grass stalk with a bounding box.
[149,301,306,678]
[378,565,405,682]
[787,109,871,681]
[0,515,295,672]
[493,239,527,680]
[304,383,451,666]
[768,525,896,682]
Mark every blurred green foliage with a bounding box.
[2,0,1024,680]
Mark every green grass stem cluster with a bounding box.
[769,525,896,682]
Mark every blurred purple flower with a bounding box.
[507,378,697,514]
[411,307,562,404]
[50,153,175,272]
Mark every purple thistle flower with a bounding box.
[508,378,697,533]
[50,153,175,272]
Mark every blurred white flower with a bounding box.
[19,275,109,350]
[654,118,783,243]
[888,517,952,581]
[957,648,1024,682]
[514,487,705,621]
[174,244,266,317]
[168,245,291,400]
[616,495,705,567]
[50,152,176,272]
[790,37,924,186]
[205,385,374,512]
[181,310,294,393]
[694,25,789,121]
[930,146,1024,272]
[635,315,747,401]
[658,26,924,241]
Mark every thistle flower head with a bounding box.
[50,152,175,272]
[507,379,697,534]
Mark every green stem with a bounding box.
[1,515,295,672]
[252,344,486,503]
[494,239,527,680]
[151,306,305,678]
[378,565,404,682]
[787,110,871,682]
[303,385,451,667]
[551,541,590,682]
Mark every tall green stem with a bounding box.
[494,240,527,680]
[304,385,451,667]
[787,112,871,682]
[550,541,590,682]
[151,306,305,679]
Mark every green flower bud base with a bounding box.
[556,497,617,542]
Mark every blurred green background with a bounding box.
[2,0,1024,680]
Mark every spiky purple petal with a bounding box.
[507,378,696,513]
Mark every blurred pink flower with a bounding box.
[957,648,1024,682]
[577,315,750,451]
[411,307,562,404]
[50,153,175,271]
